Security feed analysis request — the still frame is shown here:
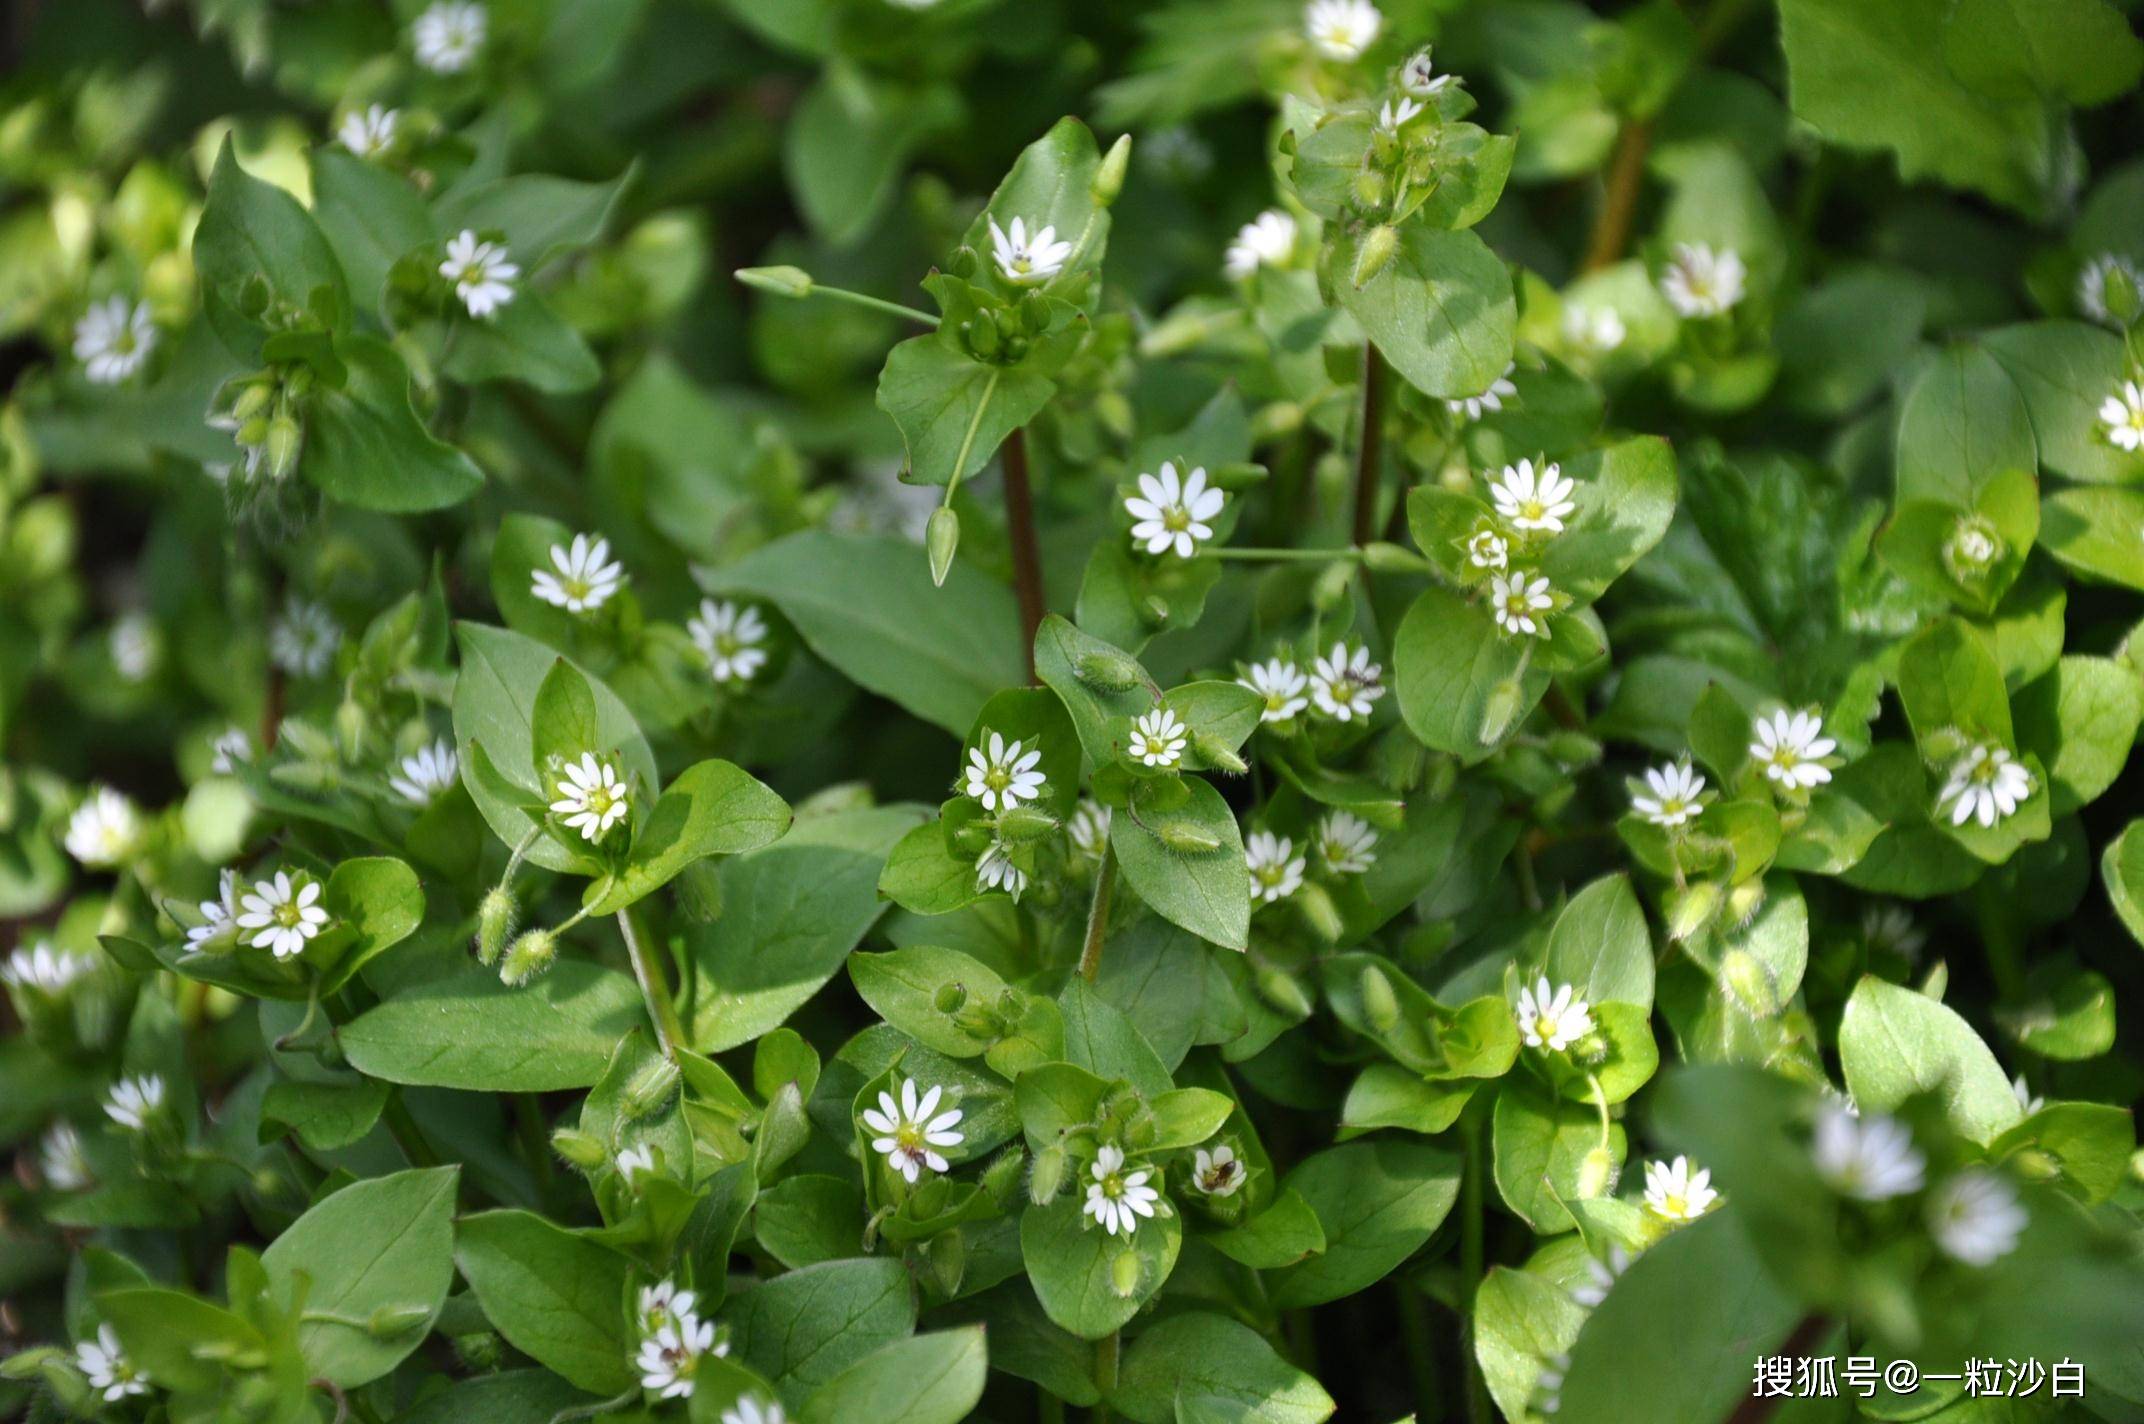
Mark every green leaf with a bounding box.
[260,1077,390,1151]
[1492,1081,1625,1234]
[1021,1191,1182,1340]
[1942,0,2144,106]
[1108,776,1249,952]
[193,138,349,360]
[454,1210,635,1394]
[959,117,1115,296]
[262,1166,458,1387]
[786,65,955,247]
[1033,614,1161,769]
[2015,656,2144,816]
[1532,437,1679,606]
[1110,1312,1335,1424]
[585,759,792,915]
[306,336,485,511]
[311,148,432,318]
[317,856,425,992]
[1543,874,1655,1013]
[799,1328,987,1424]
[1204,1188,1329,1271]
[727,1257,916,1406]
[2102,818,2144,948]
[341,960,647,1091]
[1894,345,2038,509]
[1330,226,1515,400]
[851,945,1011,1059]
[1058,977,1174,1099]
[94,1287,262,1396]
[756,1176,867,1269]
[1838,974,2024,1143]
[533,657,600,774]
[1268,1140,1460,1308]
[1393,583,1544,758]
[2041,486,2144,590]
[1983,322,2142,484]
[1896,617,2014,747]
[434,170,632,266]
[878,820,990,917]
[1992,1102,2136,1202]
[440,291,602,394]
[875,334,1061,491]
[1474,1266,1586,1424]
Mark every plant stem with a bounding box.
[1461,1113,1490,1424]
[382,1091,438,1169]
[617,905,687,1060]
[1582,118,1653,273]
[1078,847,1116,983]
[1396,1280,1442,1422]
[1352,344,1387,547]
[1092,1330,1120,1422]
[800,282,939,327]
[1212,546,1363,563]
[1002,427,1046,681]
[515,1093,557,1195]
[1040,1387,1065,1424]
[1725,1316,1833,1424]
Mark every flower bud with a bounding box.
[334,698,366,760]
[1352,169,1388,210]
[1546,731,1603,768]
[1352,225,1400,288]
[454,1332,503,1371]
[622,1056,682,1120]
[933,980,969,1015]
[1575,1145,1620,1199]
[981,1146,1027,1208]
[2105,263,2140,324]
[1295,881,1344,943]
[946,246,978,281]
[1017,290,1051,336]
[1155,821,1221,855]
[499,928,557,986]
[1359,963,1401,1033]
[926,506,960,587]
[1723,879,1766,929]
[1110,1248,1142,1298]
[1140,594,1171,626]
[1255,964,1315,1020]
[1030,1142,1068,1205]
[963,316,1001,361]
[230,380,273,423]
[366,1304,433,1337]
[995,805,1061,842]
[1719,948,1779,1018]
[1361,541,1431,575]
[1480,676,1526,744]
[2010,1147,2061,1182]
[1664,881,1720,943]
[1074,650,1145,692]
[551,1125,606,1170]
[1092,134,1133,206]
[476,886,518,965]
[1192,733,1248,775]
[733,264,814,298]
[264,412,303,481]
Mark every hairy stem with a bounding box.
[1003,427,1046,681]
[1582,118,1654,273]
[381,1091,438,1169]
[1093,1329,1120,1421]
[1352,344,1387,547]
[617,904,687,1060]
[1078,847,1117,983]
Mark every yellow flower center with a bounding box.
[274,902,304,929]
[1163,506,1191,531]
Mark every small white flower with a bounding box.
[1515,977,1594,1052]
[1659,243,1745,319]
[1928,1170,2026,1266]
[1399,48,1455,97]
[722,1395,788,1424]
[64,786,143,868]
[1303,0,1381,60]
[337,104,400,158]
[1632,760,1705,829]
[1309,641,1385,721]
[269,598,341,678]
[75,1324,150,1403]
[1067,800,1112,859]
[616,1144,654,1185]
[1128,707,1189,768]
[1945,517,2000,578]
[389,739,459,806]
[1490,459,1576,535]
[2098,380,2144,452]
[110,613,157,681]
[187,870,243,949]
[412,1,486,73]
[1083,1143,1162,1236]
[2077,252,2141,327]
[861,1078,965,1184]
[964,730,1047,811]
[1125,461,1226,558]
[73,296,156,384]
[1490,572,1554,638]
[39,1122,93,1192]
[1192,1144,1246,1197]
[987,215,1073,286]
[1812,1104,1924,1201]
[551,754,632,842]
[1445,362,1517,423]
[1642,1155,1719,1220]
[1750,709,1836,791]
[686,599,769,685]
[1224,210,1297,280]
[1245,829,1306,904]
[211,727,251,774]
[1536,1350,1570,1415]
[1377,96,1424,133]
[1569,1243,1630,1308]
[975,839,1028,900]
[439,228,519,317]
[636,1280,696,1337]
[1239,658,1310,723]
[3,942,89,994]
[1562,303,1626,354]
[531,534,626,613]
[236,870,331,959]
[1936,743,2033,830]
[1315,811,1378,874]
[635,1313,720,1400]
[1466,529,1508,570]
[104,1074,166,1132]
[1861,903,1925,961]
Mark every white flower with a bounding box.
[187,870,243,949]
[1861,903,1925,961]
[964,730,1047,811]
[236,870,330,959]
[3,942,89,994]
[1659,243,1745,319]
[1446,362,1517,422]
[73,296,156,384]
[1466,529,1508,570]
[1812,1104,1924,1201]
[687,599,769,685]
[1399,48,1455,97]
[1377,96,1424,133]
[1536,1351,1570,1415]
[1642,1155,1719,1220]
[1750,709,1836,791]
[389,739,459,806]
[412,1,485,73]
[1946,517,1999,577]
[1316,811,1378,874]
[104,1075,166,1132]
[1936,743,2033,829]
[1632,760,1705,829]
[211,727,251,774]
[40,1122,93,1192]
[439,228,518,317]
[861,1078,965,1184]
[1128,707,1188,768]
[975,839,1027,900]
[1192,1144,1246,1197]
[64,786,142,868]
[1563,304,1626,354]
[722,1396,787,1424]
[1515,977,1594,1052]
[1239,658,1310,723]
[76,1324,150,1402]
[2098,380,2144,452]
[1125,461,1225,558]
[531,534,625,613]
[635,1313,720,1400]
[1303,0,1381,60]
[2077,252,2141,326]
[987,215,1072,286]
[616,1144,654,1184]
[1928,1170,2026,1266]
[269,598,341,678]
[636,1280,696,1337]
[1309,641,1385,721]
[110,613,157,680]
[1224,210,1297,280]
[1083,1143,1161,1236]
[1569,1243,1630,1308]
[1490,459,1576,535]
[337,104,399,158]
[1067,800,1112,858]
[551,754,632,842]
[1245,829,1306,904]
[2013,1074,2045,1116]
[1490,572,1554,638]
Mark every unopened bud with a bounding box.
[1017,290,1051,336]
[499,928,557,986]
[1359,964,1400,1032]
[946,246,978,280]
[1575,1145,1619,1199]
[1665,881,1720,943]
[265,413,303,480]
[933,981,969,1015]
[622,1057,682,1119]
[1030,1143,1068,1205]
[964,316,1000,360]
[476,886,517,965]
[1310,559,1354,611]
[1092,134,1132,207]
[334,699,366,759]
[550,1125,606,1170]
[367,1304,432,1337]
[2104,263,2140,325]
[1255,964,1315,1019]
[454,1332,503,1371]
[1352,169,1389,210]
[1719,949,1778,1018]
[1724,879,1766,929]
[1351,225,1399,288]
[1110,1248,1142,1298]
[1140,594,1171,626]
[927,506,960,587]
[1295,882,1344,943]
[1546,731,1602,768]
[1361,541,1430,575]
[995,805,1060,842]
[2010,1147,2061,1182]
[1193,733,1248,774]
[1481,677,1525,744]
[734,265,814,298]
[230,381,273,423]
[981,1146,1027,1207]
[1074,650,1145,691]
[1155,821,1221,855]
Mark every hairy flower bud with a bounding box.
[1074,650,1145,692]
[499,928,557,986]
[1352,224,1400,288]
[933,980,969,1015]
[1575,1145,1620,1199]
[981,1146,1027,1208]
[733,264,814,298]
[1030,1142,1068,1205]
[366,1304,433,1337]
[1255,964,1315,1020]
[1155,821,1221,855]
[926,506,960,588]
[1192,733,1248,775]
[1361,541,1431,574]
[622,1056,682,1120]
[1110,1248,1142,1298]
[1295,881,1344,943]
[475,886,517,965]
[1719,948,1779,1018]
[995,805,1061,842]
[1359,963,1401,1033]
[550,1126,607,1170]
[1092,134,1132,206]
